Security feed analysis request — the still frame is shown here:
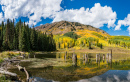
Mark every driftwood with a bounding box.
[16,65,24,71]
[29,78,34,82]
[0,54,31,81]
[19,56,23,58]
[16,65,30,82]
[24,67,29,82]
[0,68,17,77]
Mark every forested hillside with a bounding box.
[35,21,130,50]
[0,19,56,51]
[0,20,130,52]
[108,36,130,48]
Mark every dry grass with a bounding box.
[56,46,130,55]
[0,51,29,63]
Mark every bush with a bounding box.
[97,43,103,49]
[63,32,80,39]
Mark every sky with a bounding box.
[0,0,130,36]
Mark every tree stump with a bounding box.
[106,53,109,63]
[85,54,88,64]
[96,54,98,63]
[103,54,105,63]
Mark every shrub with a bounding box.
[63,32,80,39]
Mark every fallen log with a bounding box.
[16,65,24,71]
[16,65,30,82]
[24,67,29,82]
[0,68,17,77]
[4,59,21,62]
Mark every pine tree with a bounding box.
[15,20,20,50]
[19,21,29,51]
[9,19,15,49]
[89,42,91,49]
[37,32,43,51]
[19,19,22,50]
[0,19,56,51]
[0,21,4,49]
[12,19,16,50]
[30,26,37,50]
[2,19,10,50]
[26,24,30,50]
[100,43,103,49]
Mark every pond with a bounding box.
[9,52,130,82]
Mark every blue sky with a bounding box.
[0,0,130,36]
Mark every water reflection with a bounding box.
[9,52,130,82]
[72,53,77,67]
[77,70,130,82]
[30,77,55,82]
[29,70,130,82]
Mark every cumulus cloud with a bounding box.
[0,1,116,28]
[52,3,117,28]
[115,14,130,34]
[0,0,62,26]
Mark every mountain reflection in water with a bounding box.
[30,70,130,82]
[9,52,130,82]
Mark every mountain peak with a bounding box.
[35,21,109,35]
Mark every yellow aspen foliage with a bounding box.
[53,35,75,49]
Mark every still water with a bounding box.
[9,52,130,82]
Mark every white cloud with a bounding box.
[0,1,117,28]
[52,3,117,28]
[0,0,62,26]
[115,14,130,34]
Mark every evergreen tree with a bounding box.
[19,21,29,51]
[9,19,15,49]
[89,42,91,49]
[2,19,10,50]
[100,43,103,49]
[30,27,37,50]
[0,19,56,51]
[19,19,22,50]
[25,24,30,50]
[0,21,4,50]
[15,20,20,50]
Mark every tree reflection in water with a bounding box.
[9,52,130,82]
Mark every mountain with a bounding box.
[35,21,130,49]
[35,21,109,35]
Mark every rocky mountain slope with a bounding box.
[35,21,109,35]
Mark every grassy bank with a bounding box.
[54,46,130,55]
[0,51,29,63]
[0,51,30,81]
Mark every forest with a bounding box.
[54,32,103,49]
[108,36,130,48]
[0,19,130,52]
[0,19,56,52]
